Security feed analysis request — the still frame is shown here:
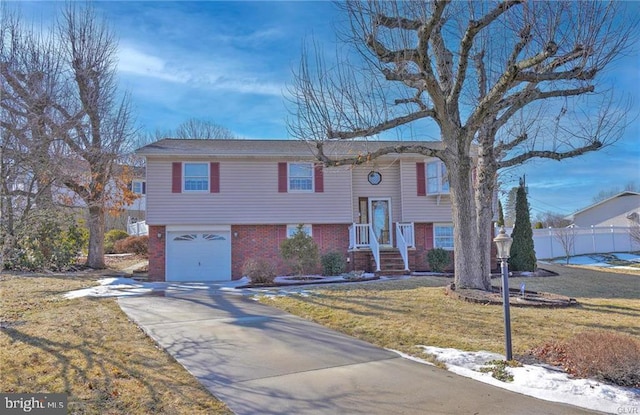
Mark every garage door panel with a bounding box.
[166,231,231,281]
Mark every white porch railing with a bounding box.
[396,222,415,248]
[127,220,148,236]
[349,222,416,272]
[395,222,414,271]
[349,223,371,249]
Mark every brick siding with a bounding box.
[231,223,350,279]
[148,225,166,281]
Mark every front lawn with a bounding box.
[0,272,230,415]
[257,266,640,359]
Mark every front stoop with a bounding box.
[350,249,413,276]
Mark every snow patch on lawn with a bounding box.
[417,346,640,414]
[552,252,640,268]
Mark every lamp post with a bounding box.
[493,226,514,361]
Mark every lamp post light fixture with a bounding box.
[493,226,514,361]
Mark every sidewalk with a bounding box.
[118,289,599,415]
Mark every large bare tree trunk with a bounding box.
[445,137,488,290]
[86,205,106,268]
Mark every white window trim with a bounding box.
[132,179,145,195]
[426,160,450,195]
[183,162,209,192]
[286,224,313,238]
[288,162,314,193]
[433,223,454,251]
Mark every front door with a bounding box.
[369,198,392,246]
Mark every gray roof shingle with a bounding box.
[136,138,447,158]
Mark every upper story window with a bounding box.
[131,180,146,195]
[184,163,209,191]
[434,223,454,250]
[427,161,449,194]
[288,163,313,192]
[286,224,312,238]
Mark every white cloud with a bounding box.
[118,46,190,84]
[118,44,286,97]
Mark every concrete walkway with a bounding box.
[118,289,599,415]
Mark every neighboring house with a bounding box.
[137,138,472,282]
[566,192,640,227]
[3,158,146,231]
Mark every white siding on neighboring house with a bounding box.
[400,158,454,223]
[571,193,640,227]
[145,157,353,225]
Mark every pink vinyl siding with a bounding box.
[400,159,453,223]
[351,161,402,224]
[146,158,352,225]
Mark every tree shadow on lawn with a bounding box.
[0,295,229,414]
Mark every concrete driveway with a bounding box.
[118,288,599,415]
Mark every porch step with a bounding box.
[376,250,410,275]
[350,248,414,275]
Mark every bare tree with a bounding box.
[534,211,572,228]
[134,118,236,148]
[1,4,135,269]
[1,9,67,267]
[174,118,236,139]
[288,0,637,290]
[554,227,575,264]
[592,181,640,203]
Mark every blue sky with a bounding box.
[13,1,640,217]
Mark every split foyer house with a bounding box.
[137,138,468,281]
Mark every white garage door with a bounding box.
[166,231,231,281]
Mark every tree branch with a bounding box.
[315,142,441,167]
[498,140,603,169]
[327,109,436,140]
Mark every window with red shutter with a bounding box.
[416,162,426,196]
[314,164,324,193]
[210,162,220,193]
[278,162,287,192]
[172,162,182,193]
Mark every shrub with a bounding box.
[242,258,277,284]
[114,235,148,255]
[280,225,319,275]
[509,178,537,271]
[104,229,129,254]
[531,331,640,388]
[427,248,450,273]
[321,252,346,276]
[4,215,85,271]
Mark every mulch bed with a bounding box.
[446,283,577,308]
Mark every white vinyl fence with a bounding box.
[499,226,639,260]
[127,220,148,236]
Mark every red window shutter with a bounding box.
[172,162,182,193]
[278,162,287,193]
[416,162,426,196]
[314,164,324,193]
[210,162,220,193]
[425,223,434,249]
